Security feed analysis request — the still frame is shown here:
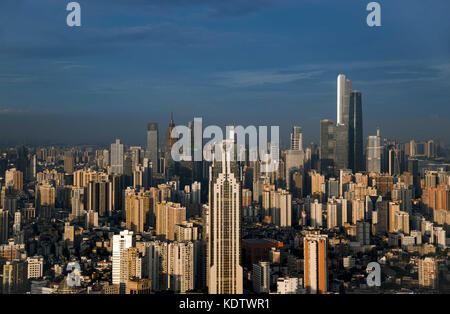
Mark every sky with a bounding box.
[0,0,449,147]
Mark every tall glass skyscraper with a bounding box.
[111,139,124,175]
[335,75,363,173]
[320,119,335,176]
[366,128,382,173]
[146,123,159,174]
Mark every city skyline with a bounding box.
[1,1,450,146]
[0,0,449,299]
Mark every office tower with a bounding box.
[419,257,438,289]
[350,91,363,172]
[165,115,178,177]
[208,140,243,294]
[336,75,363,173]
[27,256,44,279]
[0,210,8,244]
[146,123,159,175]
[64,151,74,174]
[319,120,335,175]
[112,230,134,293]
[366,129,382,173]
[111,139,124,175]
[27,154,37,181]
[252,261,270,293]
[71,186,84,217]
[356,221,370,245]
[290,126,303,151]
[285,150,304,192]
[304,232,328,294]
[156,202,186,241]
[337,74,352,126]
[335,124,349,171]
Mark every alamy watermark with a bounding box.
[65,2,381,28]
[366,262,381,287]
[170,118,280,173]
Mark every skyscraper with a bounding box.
[208,140,243,294]
[64,151,74,174]
[335,75,363,173]
[165,114,178,178]
[0,210,8,244]
[350,91,363,172]
[366,129,382,173]
[337,74,352,126]
[146,123,159,174]
[319,119,335,175]
[290,126,303,151]
[111,139,124,175]
[112,230,134,293]
[304,232,328,294]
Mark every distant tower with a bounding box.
[208,140,243,294]
[111,139,124,175]
[165,114,178,177]
[64,151,74,174]
[366,128,382,173]
[337,74,352,126]
[146,123,159,174]
[290,126,303,151]
[319,119,335,175]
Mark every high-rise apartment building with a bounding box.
[252,261,270,293]
[304,232,328,294]
[156,202,187,241]
[419,257,439,289]
[112,230,134,293]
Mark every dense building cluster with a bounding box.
[0,75,449,294]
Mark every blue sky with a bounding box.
[0,0,449,147]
